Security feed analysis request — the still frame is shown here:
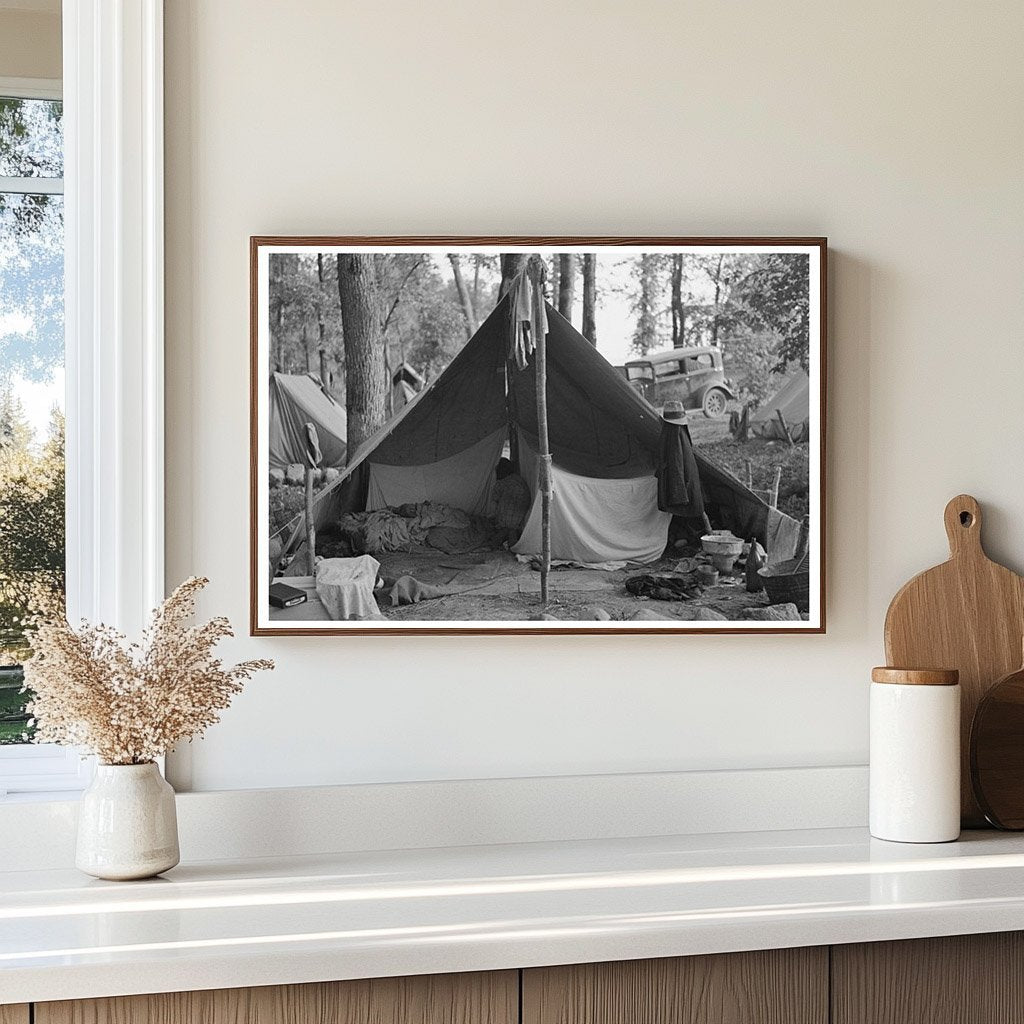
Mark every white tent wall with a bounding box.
[514,444,671,565]
[366,428,505,516]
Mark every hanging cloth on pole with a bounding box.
[508,269,549,372]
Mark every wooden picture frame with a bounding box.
[250,237,826,635]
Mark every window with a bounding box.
[0,4,167,797]
[684,353,715,373]
[0,87,64,743]
[626,364,654,382]
[654,359,684,378]
[0,81,82,795]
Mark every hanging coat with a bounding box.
[656,420,705,520]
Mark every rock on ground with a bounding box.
[688,607,728,621]
[629,607,676,621]
[746,603,801,621]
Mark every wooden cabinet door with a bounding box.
[0,1007,29,1024]
[523,948,828,1024]
[35,971,517,1024]
[832,932,1024,1024]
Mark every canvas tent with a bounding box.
[751,369,810,442]
[391,361,424,412]
[269,373,348,471]
[289,295,799,565]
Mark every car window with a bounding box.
[626,364,653,381]
[654,360,683,378]
[685,353,715,372]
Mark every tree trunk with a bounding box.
[632,254,661,355]
[711,253,724,347]
[549,256,559,306]
[472,256,482,307]
[316,253,329,383]
[671,254,683,345]
[581,254,597,345]
[557,253,575,322]
[337,253,387,455]
[499,254,528,299]
[448,254,478,338]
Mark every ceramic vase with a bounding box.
[76,762,180,880]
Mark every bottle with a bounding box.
[870,667,960,843]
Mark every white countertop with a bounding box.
[4,826,1024,1004]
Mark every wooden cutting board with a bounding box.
[884,494,1024,826]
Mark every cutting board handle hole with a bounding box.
[960,511,974,527]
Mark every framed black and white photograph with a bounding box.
[250,237,825,635]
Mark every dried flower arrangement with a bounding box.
[23,577,273,765]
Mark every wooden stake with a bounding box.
[775,409,794,446]
[304,422,321,576]
[770,466,782,509]
[304,466,317,575]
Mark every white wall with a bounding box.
[164,0,1024,792]
[0,6,61,80]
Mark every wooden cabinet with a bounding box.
[832,932,1024,1024]
[522,948,828,1024]
[34,971,518,1024]
[14,933,1024,1024]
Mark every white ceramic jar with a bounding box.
[870,667,961,843]
[76,762,180,880]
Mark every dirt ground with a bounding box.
[369,546,796,623]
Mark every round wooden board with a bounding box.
[971,664,1024,829]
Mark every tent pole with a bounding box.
[530,264,552,606]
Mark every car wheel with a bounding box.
[702,388,728,418]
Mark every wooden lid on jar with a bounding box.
[871,667,960,686]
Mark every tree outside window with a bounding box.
[0,93,65,744]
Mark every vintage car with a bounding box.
[623,345,737,417]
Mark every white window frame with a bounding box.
[0,0,164,797]
[0,75,84,796]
